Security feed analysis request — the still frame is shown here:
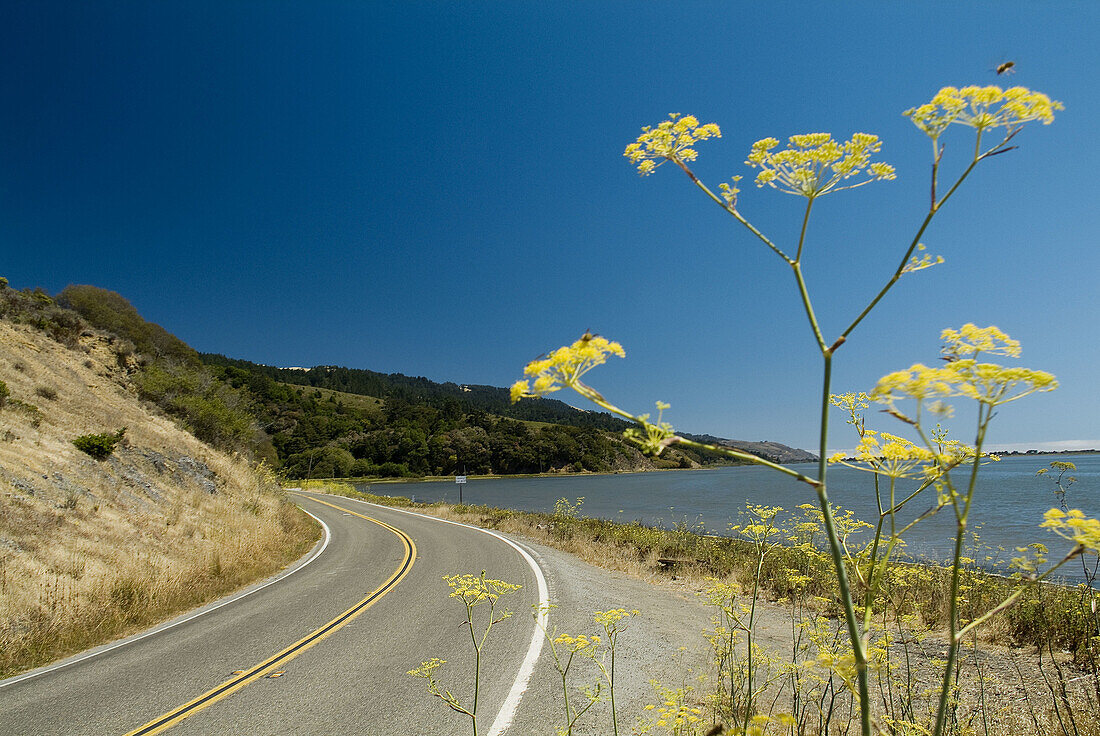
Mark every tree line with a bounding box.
[42,284,731,478]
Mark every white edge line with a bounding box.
[0,506,332,690]
[322,493,549,736]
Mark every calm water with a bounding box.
[355,454,1099,580]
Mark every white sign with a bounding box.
[455,476,467,484]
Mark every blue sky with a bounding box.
[2,2,1097,453]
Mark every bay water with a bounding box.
[355,453,1099,581]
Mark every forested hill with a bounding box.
[199,354,631,432]
[24,282,815,479]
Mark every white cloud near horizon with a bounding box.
[826,440,1100,457]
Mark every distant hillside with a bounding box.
[199,354,632,432]
[681,434,818,464]
[47,283,816,478]
[202,355,818,472]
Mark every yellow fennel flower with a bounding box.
[553,633,601,654]
[870,326,1056,412]
[443,572,522,605]
[511,333,625,402]
[829,431,937,479]
[941,323,1020,359]
[1041,509,1100,552]
[745,132,895,197]
[624,113,721,175]
[905,85,1062,138]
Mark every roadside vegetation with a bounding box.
[319,478,1100,736]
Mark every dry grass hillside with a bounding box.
[0,320,318,677]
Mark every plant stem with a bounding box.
[470,600,481,736]
[673,159,794,263]
[609,639,619,736]
[932,404,991,736]
[812,353,873,736]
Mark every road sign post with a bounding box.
[455,475,466,504]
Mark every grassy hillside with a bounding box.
[0,296,318,677]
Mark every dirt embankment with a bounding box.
[0,321,319,678]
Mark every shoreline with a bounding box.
[292,448,1097,486]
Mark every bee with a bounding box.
[996,60,1016,76]
[580,329,598,342]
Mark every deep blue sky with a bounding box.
[3,2,1097,452]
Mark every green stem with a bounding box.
[792,261,827,352]
[814,353,873,736]
[795,196,815,262]
[838,152,981,343]
[742,545,766,734]
[560,652,574,734]
[861,481,888,630]
[469,601,481,736]
[932,404,991,736]
[609,638,619,736]
[673,159,794,263]
[673,437,821,486]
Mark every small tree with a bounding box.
[73,428,127,460]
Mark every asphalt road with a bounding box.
[0,492,549,735]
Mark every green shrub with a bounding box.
[73,428,127,460]
[0,380,8,408]
[0,284,86,346]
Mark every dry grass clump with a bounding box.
[0,322,318,677]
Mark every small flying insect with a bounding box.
[996,60,1016,76]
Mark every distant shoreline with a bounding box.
[990,449,1099,457]
[295,450,1097,486]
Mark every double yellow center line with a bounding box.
[124,496,416,735]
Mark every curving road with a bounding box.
[0,492,549,735]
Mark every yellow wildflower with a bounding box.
[941,323,1020,359]
[623,401,675,455]
[510,333,625,402]
[745,132,895,197]
[905,85,1062,138]
[443,573,522,606]
[624,113,721,175]
[553,633,601,654]
[1041,509,1100,552]
[901,243,945,275]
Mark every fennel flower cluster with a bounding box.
[1041,509,1100,552]
[641,700,705,730]
[901,243,945,275]
[623,113,721,175]
[745,132,896,197]
[870,324,1055,411]
[443,573,522,606]
[407,657,447,679]
[553,633,600,655]
[940,323,1020,359]
[622,401,676,456]
[828,431,937,479]
[905,85,1063,137]
[510,334,625,402]
[593,607,639,629]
